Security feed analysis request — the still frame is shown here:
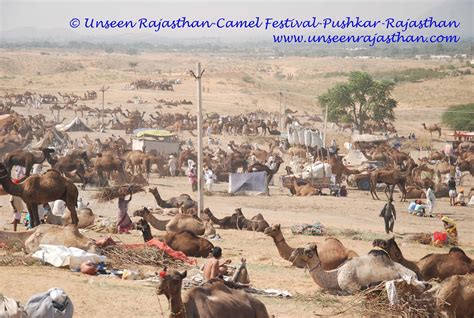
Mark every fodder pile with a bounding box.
[102,245,184,268]
[0,253,38,266]
[93,184,144,202]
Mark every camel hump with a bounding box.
[368,249,390,259]
[449,247,469,258]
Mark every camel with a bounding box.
[157,270,270,318]
[164,230,214,258]
[234,208,269,232]
[46,151,89,189]
[290,244,416,294]
[0,224,97,254]
[264,225,358,270]
[94,154,125,187]
[0,163,78,227]
[373,238,473,280]
[62,208,95,228]
[327,156,360,184]
[202,207,238,229]
[133,207,205,235]
[405,186,426,199]
[372,238,422,279]
[124,150,148,174]
[434,274,474,318]
[369,167,409,201]
[290,176,318,196]
[422,123,442,138]
[149,187,195,209]
[3,148,55,178]
[417,247,473,280]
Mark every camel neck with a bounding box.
[153,191,165,206]
[0,169,23,197]
[305,257,339,290]
[272,232,294,259]
[169,293,185,318]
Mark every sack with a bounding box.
[0,294,26,318]
[433,231,447,244]
[24,288,74,318]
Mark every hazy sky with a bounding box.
[1,0,472,41]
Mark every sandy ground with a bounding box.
[0,50,473,317]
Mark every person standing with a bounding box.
[379,198,396,234]
[204,167,216,192]
[426,185,436,217]
[168,155,177,177]
[9,179,23,231]
[188,165,198,192]
[117,191,133,234]
[448,176,457,206]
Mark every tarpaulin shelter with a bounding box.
[229,171,267,194]
[55,117,92,132]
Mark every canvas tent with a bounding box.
[55,117,92,132]
[229,171,267,194]
[342,149,369,166]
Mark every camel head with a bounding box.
[157,269,187,298]
[132,207,151,218]
[289,243,319,265]
[148,187,158,195]
[234,208,243,216]
[263,224,281,236]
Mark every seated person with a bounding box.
[454,189,466,206]
[413,199,426,216]
[202,247,231,281]
[441,216,458,246]
[407,200,417,213]
[339,186,347,197]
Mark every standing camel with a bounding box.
[422,123,442,138]
[0,163,78,227]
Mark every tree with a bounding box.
[318,72,397,134]
[442,103,474,131]
[129,62,138,76]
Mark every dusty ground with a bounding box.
[0,50,473,317]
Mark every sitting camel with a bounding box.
[136,218,213,257]
[0,163,78,227]
[264,224,358,270]
[62,208,95,228]
[234,208,269,232]
[433,274,474,318]
[202,207,238,229]
[157,270,269,318]
[133,207,205,235]
[0,224,97,254]
[149,187,195,209]
[374,238,473,280]
[290,244,416,294]
[290,177,318,196]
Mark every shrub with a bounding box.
[442,104,474,131]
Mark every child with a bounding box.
[202,247,231,281]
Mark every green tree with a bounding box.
[318,72,397,133]
[442,103,474,131]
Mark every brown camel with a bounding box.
[3,148,55,178]
[264,224,358,270]
[46,151,89,189]
[327,156,360,184]
[149,187,195,209]
[94,154,125,187]
[234,208,269,232]
[157,270,270,318]
[422,123,442,138]
[133,207,205,235]
[405,186,426,199]
[434,274,474,318]
[202,207,238,229]
[369,167,408,201]
[374,238,473,280]
[0,224,97,254]
[0,163,78,227]
[124,150,148,174]
[164,230,214,257]
[290,176,318,196]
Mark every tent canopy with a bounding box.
[55,117,92,132]
[136,129,175,138]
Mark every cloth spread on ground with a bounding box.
[384,275,428,306]
[32,245,106,269]
[291,222,326,236]
[124,238,197,265]
[229,171,267,194]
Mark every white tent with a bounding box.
[229,171,267,194]
[342,149,369,166]
[55,117,92,132]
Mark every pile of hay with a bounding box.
[0,253,38,266]
[93,184,145,202]
[102,245,184,268]
[407,233,432,245]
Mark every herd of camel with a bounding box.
[0,92,473,316]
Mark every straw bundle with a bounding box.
[93,184,145,202]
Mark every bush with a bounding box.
[242,74,255,84]
[442,104,474,131]
[374,68,446,83]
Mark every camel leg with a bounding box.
[27,203,40,228]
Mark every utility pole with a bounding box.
[323,103,329,148]
[190,63,205,218]
[279,91,282,130]
[100,85,109,127]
